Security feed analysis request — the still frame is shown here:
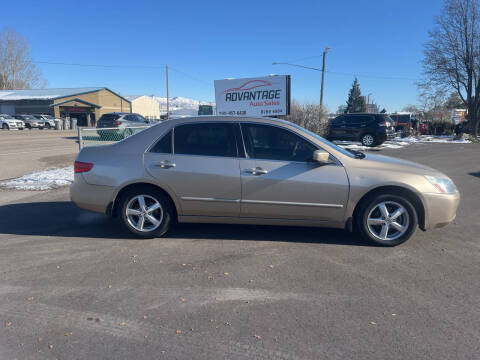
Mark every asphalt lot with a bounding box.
[1,142,479,359]
[0,129,78,181]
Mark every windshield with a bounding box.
[43,115,54,119]
[288,122,356,158]
[22,115,36,120]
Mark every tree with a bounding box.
[402,105,421,113]
[444,92,463,109]
[421,0,480,136]
[283,101,329,136]
[0,28,45,89]
[346,78,367,113]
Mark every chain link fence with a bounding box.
[78,126,149,150]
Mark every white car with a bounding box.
[33,114,57,129]
[0,114,24,130]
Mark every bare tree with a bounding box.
[421,0,480,136]
[282,101,329,136]
[0,28,45,89]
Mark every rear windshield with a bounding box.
[99,114,120,121]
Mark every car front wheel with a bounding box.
[356,194,418,246]
[119,187,173,238]
[361,133,376,147]
[2,124,8,130]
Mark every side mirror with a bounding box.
[312,150,331,164]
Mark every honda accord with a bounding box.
[71,116,460,246]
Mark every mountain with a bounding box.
[153,96,215,117]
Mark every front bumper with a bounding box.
[70,173,116,214]
[423,191,460,229]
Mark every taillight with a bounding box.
[74,161,94,173]
[378,121,387,127]
[114,121,122,126]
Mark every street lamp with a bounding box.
[273,46,331,115]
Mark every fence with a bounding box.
[77,126,149,150]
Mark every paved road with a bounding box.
[0,143,479,359]
[0,129,78,180]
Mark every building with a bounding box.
[0,87,131,127]
[125,95,160,120]
[366,103,379,113]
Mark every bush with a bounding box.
[281,101,329,137]
[431,120,454,135]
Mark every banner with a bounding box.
[214,75,290,116]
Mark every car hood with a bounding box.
[351,153,443,176]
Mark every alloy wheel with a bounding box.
[125,195,163,232]
[366,201,409,241]
[362,134,375,146]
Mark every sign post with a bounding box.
[214,75,291,117]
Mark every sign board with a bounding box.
[214,75,291,116]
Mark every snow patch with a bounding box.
[336,135,472,151]
[0,166,73,191]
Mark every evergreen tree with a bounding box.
[346,78,366,113]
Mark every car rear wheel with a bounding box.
[2,123,8,130]
[361,133,376,147]
[356,194,418,246]
[45,123,51,129]
[26,124,31,129]
[119,188,173,238]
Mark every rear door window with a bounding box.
[174,123,237,157]
[150,130,172,154]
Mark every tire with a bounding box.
[45,123,51,129]
[26,124,31,129]
[2,123,8,130]
[119,187,173,238]
[356,194,418,246]
[361,133,376,147]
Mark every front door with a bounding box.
[145,122,241,217]
[239,123,349,222]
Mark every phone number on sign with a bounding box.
[260,109,284,115]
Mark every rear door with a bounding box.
[239,123,349,222]
[144,122,242,217]
[328,116,347,140]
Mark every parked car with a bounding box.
[0,114,24,130]
[71,116,460,246]
[32,114,56,129]
[96,112,151,139]
[14,114,44,129]
[419,122,432,135]
[327,113,395,146]
[389,113,415,134]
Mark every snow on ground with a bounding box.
[0,166,73,191]
[336,135,472,151]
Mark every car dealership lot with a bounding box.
[0,142,479,359]
[0,129,78,181]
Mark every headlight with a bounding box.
[425,175,457,194]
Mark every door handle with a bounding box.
[153,160,176,169]
[245,167,268,175]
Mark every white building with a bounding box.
[125,95,160,120]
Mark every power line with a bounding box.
[34,60,166,69]
[273,61,420,81]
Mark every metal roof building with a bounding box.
[0,87,131,127]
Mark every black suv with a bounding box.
[327,113,395,147]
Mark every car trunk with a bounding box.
[97,114,121,128]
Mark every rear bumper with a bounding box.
[423,192,460,230]
[70,174,116,214]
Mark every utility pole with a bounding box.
[320,47,330,111]
[166,64,169,120]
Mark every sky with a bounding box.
[1,0,444,112]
